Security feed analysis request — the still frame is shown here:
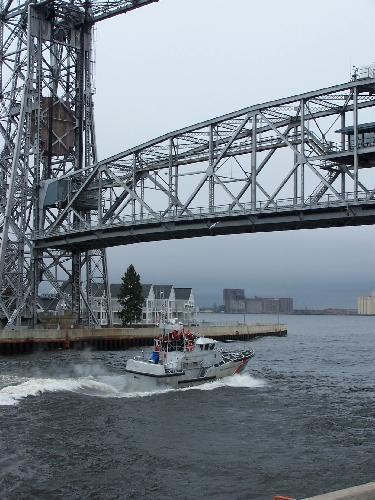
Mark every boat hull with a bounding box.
[125,356,251,389]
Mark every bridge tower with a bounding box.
[0,0,158,328]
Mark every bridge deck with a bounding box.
[34,195,375,250]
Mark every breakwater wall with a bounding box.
[0,323,287,355]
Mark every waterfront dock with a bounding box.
[0,323,287,355]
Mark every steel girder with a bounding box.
[34,78,375,251]
[34,202,375,251]
[0,0,158,328]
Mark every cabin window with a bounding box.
[209,344,215,350]
[200,345,203,351]
[204,344,209,351]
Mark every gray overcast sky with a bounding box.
[92,0,375,308]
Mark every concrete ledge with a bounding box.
[0,323,287,342]
[0,323,287,354]
[305,482,375,499]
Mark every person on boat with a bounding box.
[186,331,194,340]
[177,337,184,351]
[172,330,181,341]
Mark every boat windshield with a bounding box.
[199,343,215,351]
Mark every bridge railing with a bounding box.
[33,190,375,240]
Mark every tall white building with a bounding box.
[358,292,375,315]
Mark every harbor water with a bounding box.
[0,313,374,499]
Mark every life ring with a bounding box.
[186,341,194,352]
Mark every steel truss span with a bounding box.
[0,0,159,328]
[34,78,375,253]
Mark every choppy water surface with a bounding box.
[0,314,374,500]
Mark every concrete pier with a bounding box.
[0,323,287,355]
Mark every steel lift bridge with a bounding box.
[2,1,375,329]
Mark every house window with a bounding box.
[143,313,146,319]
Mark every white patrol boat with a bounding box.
[125,320,254,388]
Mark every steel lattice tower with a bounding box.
[0,0,158,328]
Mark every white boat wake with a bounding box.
[0,373,266,406]
[183,373,267,391]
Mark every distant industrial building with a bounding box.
[358,293,375,315]
[245,298,263,314]
[224,289,293,314]
[223,289,246,314]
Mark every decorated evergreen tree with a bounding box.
[118,264,143,326]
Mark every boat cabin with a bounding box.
[195,337,217,351]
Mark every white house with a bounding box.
[41,283,198,326]
[173,288,197,324]
[93,283,197,326]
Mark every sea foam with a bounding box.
[0,377,118,406]
[181,373,267,392]
[0,373,266,406]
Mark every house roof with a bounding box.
[59,281,106,298]
[38,296,60,311]
[110,283,152,299]
[142,284,152,298]
[153,285,173,299]
[110,284,121,297]
[174,288,192,300]
[39,283,189,305]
